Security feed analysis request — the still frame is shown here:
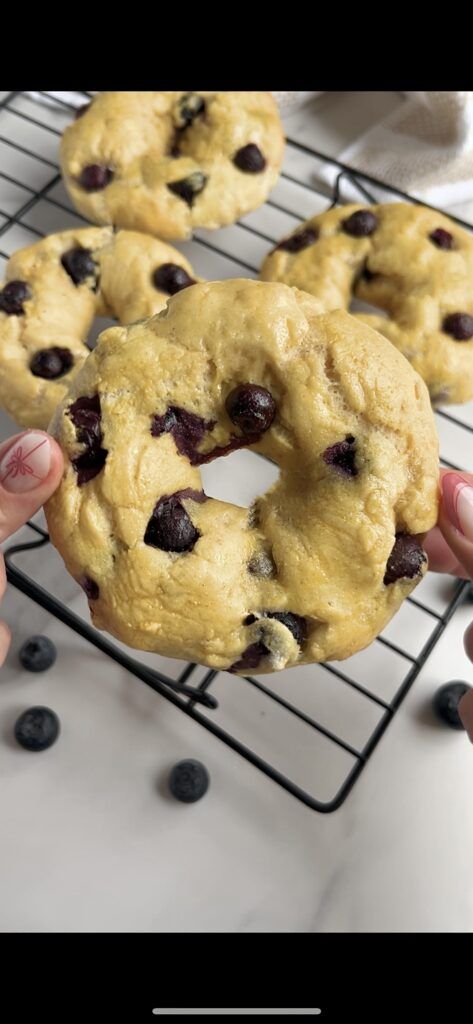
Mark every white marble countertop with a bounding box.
[1,91,473,934]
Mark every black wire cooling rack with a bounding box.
[1,90,472,812]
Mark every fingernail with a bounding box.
[442,472,473,541]
[0,431,51,493]
[459,691,473,743]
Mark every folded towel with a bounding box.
[319,92,473,220]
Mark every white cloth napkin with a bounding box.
[319,92,473,216]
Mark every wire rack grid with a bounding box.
[0,90,471,813]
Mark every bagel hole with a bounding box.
[86,315,117,350]
[200,448,279,508]
[349,296,389,319]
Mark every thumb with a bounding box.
[0,430,64,542]
[437,470,473,579]
[437,469,473,675]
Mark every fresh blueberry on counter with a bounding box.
[169,759,210,803]
[433,681,472,729]
[18,635,57,672]
[14,706,60,751]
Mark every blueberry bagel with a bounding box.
[0,226,197,428]
[60,92,284,240]
[261,202,473,404]
[46,279,438,674]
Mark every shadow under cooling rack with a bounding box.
[1,90,472,812]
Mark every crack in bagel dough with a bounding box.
[0,226,198,429]
[261,202,473,405]
[45,280,438,674]
[59,93,285,240]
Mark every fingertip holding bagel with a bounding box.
[59,92,285,239]
[0,226,198,430]
[45,279,438,674]
[261,202,473,405]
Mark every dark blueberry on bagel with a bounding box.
[61,247,97,286]
[276,228,318,253]
[79,165,113,191]
[144,493,201,553]
[442,312,473,341]
[233,144,266,173]
[384,533,426,586]
[229,641,269,674]
[342,210,378,237]
[323,435,358,476]
[0,280,31,315]
[79,575,99,600]
[167,172,207,207]
[225,384,276,435]
[174,93,206,129]
[152,263,195,295]
[30,347,73,380]
[429,228,454,250]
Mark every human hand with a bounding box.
[424,469,473,741]
[0,430,63,665]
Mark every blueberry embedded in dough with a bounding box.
[429,228,454,250]
[69,394,102,447]
[78,575,99,600]
[150,395,277,467]
[228,641,269,674]
[152,263,195,295]
[79,164,114,191]
[442,312,473,341]
[233,144,266,173]
[264,611,308,646]
[68,394,108,485]
[167,172,208,207]
[150,405,215,463]
[61,247,98,287]
[322,435,358,477]
[144,492,202,553]
[0,280,31,315]
[275,227,318,253]
[232,610,308,673]
[383,533,426,586]
[71,446,108,486]
[225,383,276,435]
[341,209,378,237]
[245,610,308,647]
[30,347,74,380]
[173,93,206,130]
